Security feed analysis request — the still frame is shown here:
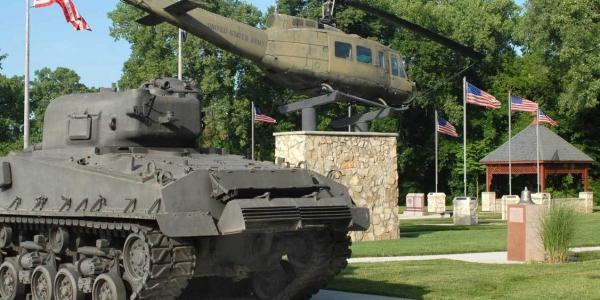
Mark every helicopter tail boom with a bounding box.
[124,0,268,62]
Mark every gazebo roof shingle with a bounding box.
[480,125,593,163]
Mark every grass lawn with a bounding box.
[351,211,600,257]
[328,253,600,299]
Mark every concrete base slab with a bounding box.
[398,213,451,220]
[313,290,408,300]
[402,211,426,217]
[348,246,600,265]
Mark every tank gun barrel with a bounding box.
[123,0,268,62]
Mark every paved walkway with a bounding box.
[313,290,407,300]
[349,246,600,264]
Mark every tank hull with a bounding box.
[0,78,368,299]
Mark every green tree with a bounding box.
[0,52,25,154]
[517,0,600,115]
[29,67,92,143]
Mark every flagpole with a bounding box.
[348,104,351,132]
[23,0,31,149]
[463,77,467,196]
[508,91,512,195]
[536,109,540,193]
[435,110,439,193]
[251,102,255,161]
[177,29,183,80]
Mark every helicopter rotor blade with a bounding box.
[339,0,485,60]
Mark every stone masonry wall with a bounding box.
[274,131,399,241]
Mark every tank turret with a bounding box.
[42,78,203,150]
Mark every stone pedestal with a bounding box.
[579,192,594,214]
[481,192,497,212]
[507,204,546,262]
[427,193,446,214]
[453,197,478,225]
[404,193,426,216]
[501,195,520,220]
[532,193,551,206]
[274,131,399,241]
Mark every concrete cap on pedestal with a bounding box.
[274,131,398,137]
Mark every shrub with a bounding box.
[541,204,578,263]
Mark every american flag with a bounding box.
[33,0,91,31]
[536,110,558,127]
[511,96,538,113]
[254,106,277,124]
[466,82,501,109]
[437,117,458,138]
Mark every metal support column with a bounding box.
[301,107,317,131]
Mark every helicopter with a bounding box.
[123,0,483,108]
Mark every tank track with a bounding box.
[276,231,351,300]
[180,230,352,300]
[0,216,196,300]
[0,216,350,300]
[129,230,196,299]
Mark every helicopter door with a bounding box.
[389,53,410,93]
[375,50,390,90]
[355,46,386,87]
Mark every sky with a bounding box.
[0,0,275,88]
[1,0,523,88]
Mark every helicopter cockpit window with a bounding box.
[398,60,407,78]
[335,42,353,60]
[356,46,372,64]
[391,55,400,77]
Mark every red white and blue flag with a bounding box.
[511,96,538,113]
[254,106,277,124]
[466,82,501,109]
[437,117,458,137]
[33,0,91,31]
[536,110,558,127]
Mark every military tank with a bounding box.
[0,78,369,300]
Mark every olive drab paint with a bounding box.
[124,0,417,107]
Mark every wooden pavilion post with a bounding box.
[486,167,493,192]
[583,167,589,192]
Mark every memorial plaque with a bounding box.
[509,207,524,223]
[404,193,426,216]
[453,197,478,225]
[481,192,496,212]
[427,193,446,214]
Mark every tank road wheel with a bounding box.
[0,227,13,249]
[122,233,150,286]
[54,264,83,300]
[92,273,126,300]
[49,227,69,254]
[31,265,57,300]
[0,260,25,300]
